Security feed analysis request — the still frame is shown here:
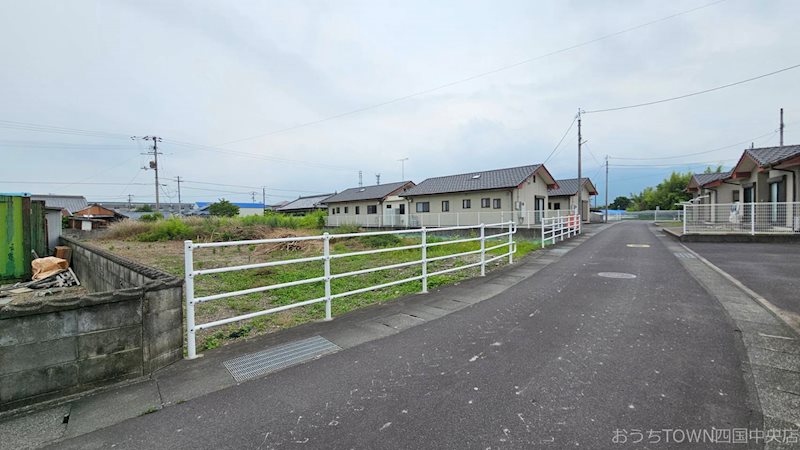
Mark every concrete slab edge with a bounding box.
[678,244,800,339]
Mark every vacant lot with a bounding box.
[92,227,538,352]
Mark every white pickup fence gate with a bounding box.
[682,202,800,235]
[541,214,581,246]
[184,222,517,358]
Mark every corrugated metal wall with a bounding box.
[1,195,30,280]
[29,200,47,258]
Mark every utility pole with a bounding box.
[127,194,133,210]
[398,157,409,180]
[376,173,381,185]
[262,186,267,214]
[780,108,784,147]
[133,136,163,213]
[604,155,609,223]
[250,191,257,203]
[576,109,583,221]
[176,176,183,216]
[358,171,363,187]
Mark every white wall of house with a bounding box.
[547,185,594,221]
[514,173,550,222]
[238,207,265,217]
[327,200,384,226]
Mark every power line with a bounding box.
[215,0,728,146]
[0,120,130,140]
[162,139,357,172]
[542,116,577,164]
[609,130,778,161]
[609,159,738,168]
[585,63,800,114]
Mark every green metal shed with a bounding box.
[1,194,48,281]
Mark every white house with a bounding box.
[325,181,415,227]
[399,164,558,227]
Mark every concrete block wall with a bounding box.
[0,237,182,411]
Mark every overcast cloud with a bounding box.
[1,0,798,204]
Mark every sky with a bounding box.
[1,0,798,205]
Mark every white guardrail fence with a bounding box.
[325,210,568,229]
[682,202,800,235]
[541,214,581,246]
[183,222,517,358]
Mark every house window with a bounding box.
[462,199,471,209]
[481,198,490,208]
[416,202,430,213]
[336,207,341,214]
[355,206,360,214]
[386,204,392,208]
[442,200,449,212]
[367,205,377,214]
[554,203,561,210]
[732,191,740,202]
[548,202,552,209]
[344,206,349,214]
[493,199,501,209]
[330,208,335,215]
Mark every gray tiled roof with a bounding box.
[548,178,594,197]
[30,194,88,214]
[324,181,412,203]
[691,171,731,187]
[745,145,800,166]
[401,165,543,197]
[275,193,333,212]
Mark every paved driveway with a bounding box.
[685,242,800,317]
[55,222,756,449]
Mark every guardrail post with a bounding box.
[508,221,514,264]
[184,240,198,360]
[323,232,332,320]
[541,216,546,248]
[750,203,755,235]
[682,204,687,235]
[480,223,486,276]
[421,227,428,293]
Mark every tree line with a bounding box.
[607,166,722,211]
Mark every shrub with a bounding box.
[208,199,239,217]
[136,217,192,242]
[140,212,163,222]
[330,224,360,234]
[359,233,402,247]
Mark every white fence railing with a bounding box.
[541,214,581,247]
[183,222,517,358]
[604,210,683,222]
[326,210,583,229]
[682,202,800,235]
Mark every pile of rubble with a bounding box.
[0,253,81,303]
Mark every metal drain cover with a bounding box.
[597,272,637,279]
[673,252,696,259]
[223,335,340,382]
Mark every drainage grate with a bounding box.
[223,335,340,383]
[673,252,696,259]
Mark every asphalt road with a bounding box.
[57,222,757,449]
[686,241,800,317]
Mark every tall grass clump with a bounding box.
[136,217,192,241]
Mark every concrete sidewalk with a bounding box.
[0,224,610,449]
[655,225,800,437]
